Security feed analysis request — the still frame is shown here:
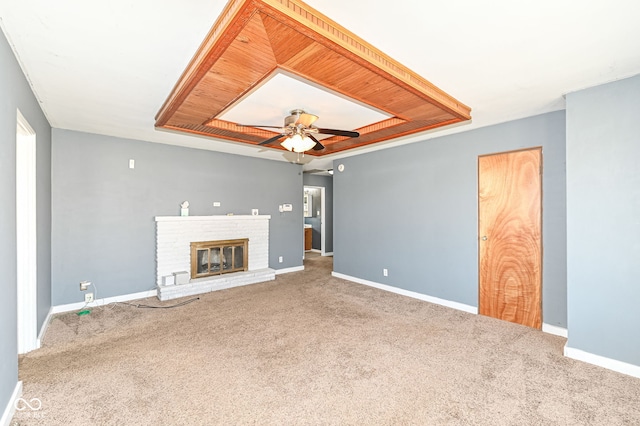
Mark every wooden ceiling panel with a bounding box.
[170,13,277,124]
[259,14,316,64]
[402,104,456,122]
[156,0,471,157]
[322,118,458,154]
[287,49,434,119]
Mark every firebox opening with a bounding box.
[190,238,248,279]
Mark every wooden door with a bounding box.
[478,148,542,329]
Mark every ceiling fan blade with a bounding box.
[308,134,324,151]
[316,128,360,138]
[258,133,286,146]
[295,113,319,127]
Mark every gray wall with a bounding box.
[52,129,303,305]
[566,75,640,366]
[303,174,333,253]
[334,111,567,327]
[0,29,52,413]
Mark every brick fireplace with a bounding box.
[155,215,275,301]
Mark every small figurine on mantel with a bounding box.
[180,201,189,217]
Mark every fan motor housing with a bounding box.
[284,113,302,127]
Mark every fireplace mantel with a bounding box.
[156,215,271,222]
[155,215,274,300]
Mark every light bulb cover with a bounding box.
[280,135,297,151]
[280,134,316,153]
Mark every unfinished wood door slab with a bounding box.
[478,148,542,329]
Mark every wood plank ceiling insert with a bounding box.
[155,0,472,156]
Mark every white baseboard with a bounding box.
[51,289,157,315]
[35,308,55,349]
[304,249,333,256]
[564,345,640,379]
[542,323,568,338]
[1,381,22,426]
[331,273,572,337]
[275,265,304,275]
[331,272,478,314]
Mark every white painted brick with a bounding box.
[155,215,271,288]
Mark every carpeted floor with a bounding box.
[13,254,640,425]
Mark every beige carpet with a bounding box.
[14,255,640,425]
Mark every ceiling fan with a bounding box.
[241,109,360,153]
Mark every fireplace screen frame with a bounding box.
[190,238,248,279]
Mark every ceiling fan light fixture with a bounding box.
[281,133,316,153]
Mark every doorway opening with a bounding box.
[303,185,326,257]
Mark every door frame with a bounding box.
[303,185,326,255]
[477,146,543,328]
[16,109,38,354]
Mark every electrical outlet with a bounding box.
[85,293,94,303]
[278,256,283,263]
[80,281,91,291]
[383,268,388,277]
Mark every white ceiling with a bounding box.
[218,71,391,140]
[1,0,639,171]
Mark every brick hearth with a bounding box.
[155,215,275,301]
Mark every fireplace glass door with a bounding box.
[191,239,248,279]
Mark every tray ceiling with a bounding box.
[155,0,472,156]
